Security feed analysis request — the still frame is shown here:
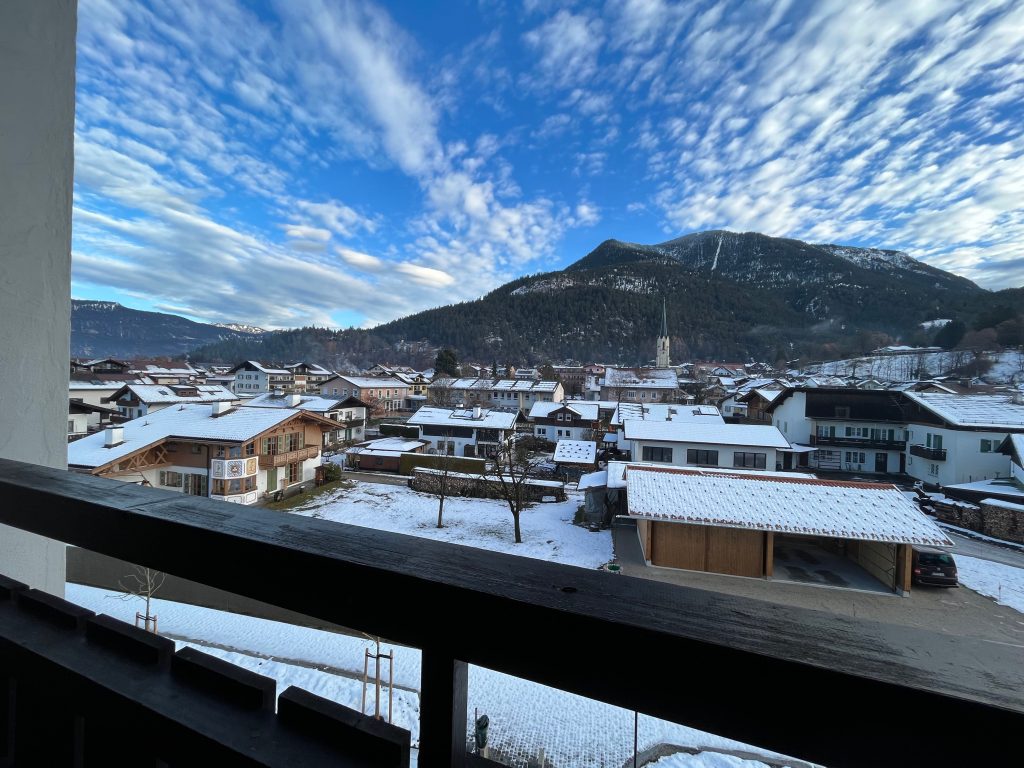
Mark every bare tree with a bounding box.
[117,564,165,633]
[428,378,459,408]
[433,430,456,529]
[493,436,547,544]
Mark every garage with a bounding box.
[627,466,952,594]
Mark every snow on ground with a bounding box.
[807,350,1024,384]
[955,556,1024,614]
[289,480,613,569]
[66,584,796,767]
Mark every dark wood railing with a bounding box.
[909,444,948,461]
[810,434,907,450]
[0,458,1020,767]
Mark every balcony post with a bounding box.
[418,650,467,767]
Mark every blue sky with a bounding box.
[72,0,1024,329]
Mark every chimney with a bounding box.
[474,405,483,419]
[104,426,124,447]
[287,393,301,407]
[211,401,233,416]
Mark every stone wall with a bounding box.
[931,497,1024,544]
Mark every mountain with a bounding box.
[71,300,263,359]
[216,322,267,334]
[188,230,1024,367]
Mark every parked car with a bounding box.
[911,547,958,587]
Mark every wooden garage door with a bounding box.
[650,522,706,570]
[706,528,765,577]
[651,523,765,577]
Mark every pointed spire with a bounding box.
[660,297,668,338]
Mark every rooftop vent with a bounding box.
[473,405,483,419]
[104,426,124,448]
[287,394,301,407]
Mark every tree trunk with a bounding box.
[436,491,445,528]
[513,508,522,543]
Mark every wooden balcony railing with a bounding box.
[909,444,948,461]
[810,434,907,450]
[0,458,1021,767]
[258,445,320,468]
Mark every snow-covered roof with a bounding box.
[230,360,290,375]
[611,403,723,426]
[553,440,597,464]
[112,384,236,405]
[243,392,345,412]
[528,402,600,420]
[623,421,790,448]
[904,392,1024,428]
[68,404,320,469]
[577,470,608,491]
[942,477,1024,499]
[135,364,199,376]
[407,406,519,429]
[603,367,678,389]
[626,467,953,546]
[604,461,813,489]
[328,375,407,389]
[980,497,1024,512]
[347,437,426,453]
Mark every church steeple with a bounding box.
[656,298,671,368]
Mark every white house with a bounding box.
[320,375,410,413]
[243,391,369,446]
[68,402,337,504]
[623,421,791,471]
[407,405,519,458]
[228,360,291,395]
[609,402,724,452]
[599,367,679,403]
[104,383,237,420]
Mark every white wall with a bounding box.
[0,0,77,595]
[630,439,780,471]
[905,425,1013,486]
[771,392,813,444]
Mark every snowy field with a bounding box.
[66,584,799,768]
[289,480,614,569]
[956,555,1024,614]
[807,349,1024,384]
[649,755,772,768]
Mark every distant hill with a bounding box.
[182,230,1024,368]
[71,300,263,359]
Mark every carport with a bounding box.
[626,466,954,594]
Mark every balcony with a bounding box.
[810,434,907,451]
[910,444,947,461]
[0,458,1021,766]
[258,445,320,468]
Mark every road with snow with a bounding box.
[947,531,1024,569]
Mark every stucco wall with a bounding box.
[0,0,77,595]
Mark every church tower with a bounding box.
[656,298,671,368]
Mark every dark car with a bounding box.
[911,547,958,587]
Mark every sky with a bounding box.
[72,0,1024,330]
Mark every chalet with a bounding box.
[407,406,519,458]
[244,392,369,446]
[283,362,333,393]
[429,378,563,415]
[735,387,785,424]
[71,358,130,374]
[131,362,202,385]
[228,361,291,395]
[600,367,678,403]
[67,399,120,442]
[623,421,790,471]
[608,402,724,452]
[103,383,237,420]
[67,403,337,504]
[320,375,409,413]
[768,388,909,474]
[626,466,952,594]
[529,402,601,442]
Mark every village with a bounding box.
[58,308,1024,765]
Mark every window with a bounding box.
[191,444,202,454]
[643,446,673,463]
[980,439,993,453]
[627,390,636,399]
[287,462,300,483]
[159,471,183,488]
[733,452,767,469]
[835,406,850,418]
[845,451,866,464]
[244,442,255,456]
[685,448,718,465]
[537,428,546,435]
[557,413,564,421]
[67,419,75,433]
[228,445,242,458]
[929,463,939,476]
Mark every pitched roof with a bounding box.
[553,440,597,464]
[603,367,678,388]
[528,402,600,420]
[407,406,519,430]
[325,374,407,389]
[611,403,723,426]
[626,467,953,546]
[903,392,1024,429]
[68,404,328,470]
[623,421,790,448]
[108,384,236,405]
